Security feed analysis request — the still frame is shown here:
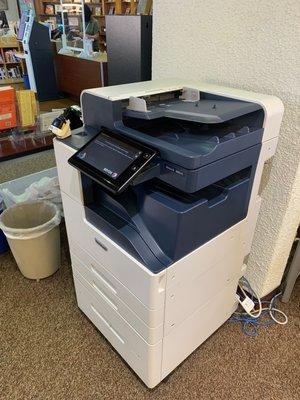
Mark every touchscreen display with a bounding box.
[76,132,142,180]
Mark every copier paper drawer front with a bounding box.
[71,253,164,344]
[74,277,163,388]
[69,243,165,328]
[62,192,166,310]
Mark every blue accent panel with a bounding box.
[0,208,8,254]
[137,168,253,262]
[115,122,263,170]
[160,144,261,193]
[81,92,123,131]
[0,229,8,254]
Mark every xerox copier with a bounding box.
[54,79,283,388]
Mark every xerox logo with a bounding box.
[104,168,118,178]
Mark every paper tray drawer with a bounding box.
[74,277,162,388]
[71,252,164,344]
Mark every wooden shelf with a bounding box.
[0,78,24,85]
[0,45,19,49]
[39,13,82,17]
[0,41,25,84]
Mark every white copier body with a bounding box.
[54,79,283,387]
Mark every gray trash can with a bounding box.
[0,201,61,280]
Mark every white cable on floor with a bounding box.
[231,277,288,336]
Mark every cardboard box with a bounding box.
[0,86,17,131]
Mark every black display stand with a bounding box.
[106,15,152,85]
[29,22,58,101]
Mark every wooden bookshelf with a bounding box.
[0,37,24,85]
[35,0,150,18]
[34,1,151,52]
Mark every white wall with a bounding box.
[4,0,19,22]
[152,0,300,296]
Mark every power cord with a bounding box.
[230,277,288,337]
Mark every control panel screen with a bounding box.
[69,128,157,194]
[77,132,142,180]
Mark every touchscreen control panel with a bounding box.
[68,128,157,194]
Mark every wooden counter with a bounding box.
[54,51,108,99]
[0,133,54,162]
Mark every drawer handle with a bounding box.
[109,326,125,345]
[94,238,108,251]
[91,304,125,344]
[91,266,117,295]
[92,281,118,311]
[91,304,110,327]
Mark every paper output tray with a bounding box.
[124,99,261,123]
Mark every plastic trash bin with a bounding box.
[0,167,61,209]
[0,201,61,280]
[0,195,9,254]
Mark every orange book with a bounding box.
[0,86,17,131]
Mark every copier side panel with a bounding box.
[54,139,83,204]
[161,279,238,380]
[163,219,245,334]
[242,136,279,259]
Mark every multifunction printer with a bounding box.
[54,79,283,387]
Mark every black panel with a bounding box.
[106,15,152,85]
[29,22,58,101]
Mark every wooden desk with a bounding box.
[54,52,108,99]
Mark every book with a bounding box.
[16,90,37,128]
[4,49,19,63]
[55,5,62,13]
[0,86,17,131]
[136,0,152,15]
[94,7,102,16]
[6,66,22,78]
